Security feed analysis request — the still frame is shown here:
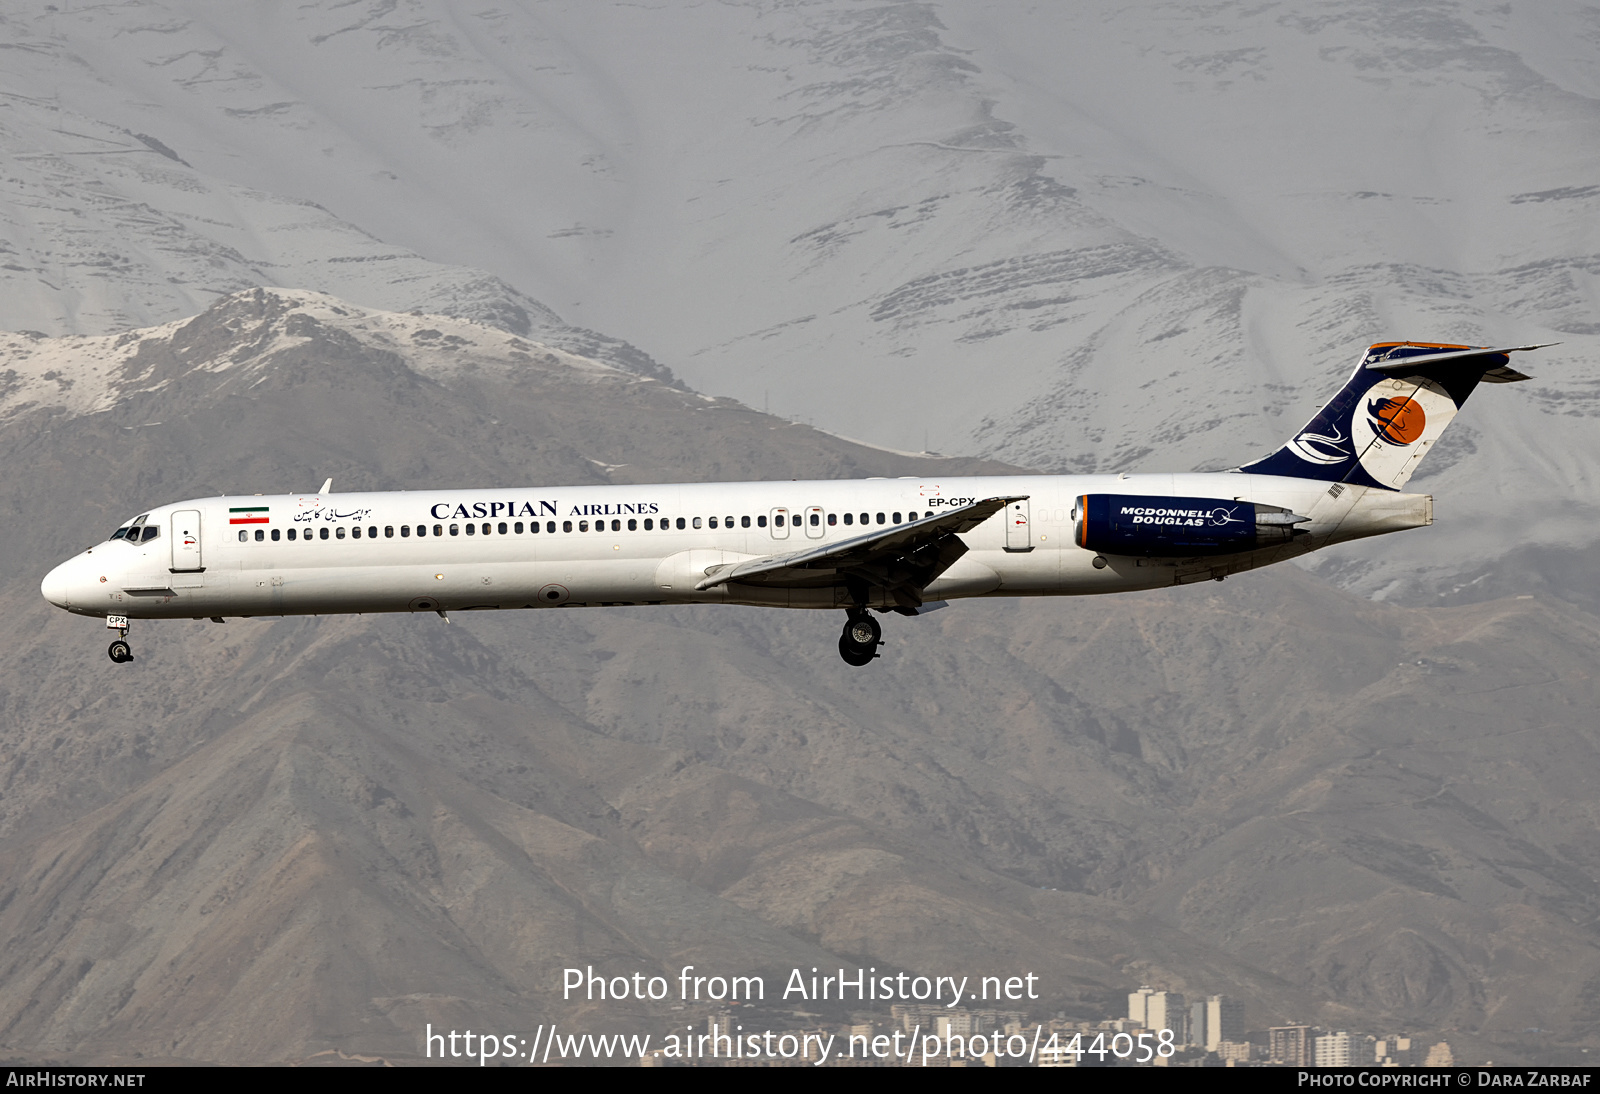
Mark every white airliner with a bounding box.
[42,341,1548,666]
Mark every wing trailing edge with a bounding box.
[694,495,1023,604]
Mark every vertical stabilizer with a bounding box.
[1238,342,1548,490]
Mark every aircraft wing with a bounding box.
[695,495,1023,601]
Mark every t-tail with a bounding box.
[1239,341,1553,490]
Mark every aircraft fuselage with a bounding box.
[42,471,1428,621]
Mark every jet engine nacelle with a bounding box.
[1074,494,1307,557]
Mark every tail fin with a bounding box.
[1239,341,1551,490]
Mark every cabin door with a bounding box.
[170,510,205,586]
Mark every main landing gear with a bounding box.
[838,608,882,667]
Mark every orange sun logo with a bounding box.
[1367,396,1426,446]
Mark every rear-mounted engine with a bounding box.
[1075,494,1309,557]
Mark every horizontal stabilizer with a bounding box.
[1363,342,1556,381]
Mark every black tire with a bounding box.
[843,613,881,649]
[107,640,132,664]
[838,634,877,666]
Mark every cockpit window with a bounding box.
[115,515,150,544]
[140,526,160,542]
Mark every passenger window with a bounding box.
[466,523,476,535]
[810,513,820,526]
[628,518,637,531]
[449,524,459,536]
[238,530,247,542]
[433,525,443,537]
[676,517,686,530]
[578,520,588,532]
[287,528,297,541]
[775,514,785,527]
[692,517,702,529]
[843,513,853,525]
[320,527,330,540]
[498,522,507,534]
[563,521,573,533]
[611,519,620,532]
[385,526,394,538]
[741,516,750,528]
[726,516,734,527]
[271,529,281,541]
[400,525,410,538]
[708,517,718,529]
[643,518,653,530]
[513,522,523,534]
[335,527,346,540]
[893,512,901,523]
[876,513,886,525]
[483,523,491,535]
[828,513,836,526]
[757,515,767,528]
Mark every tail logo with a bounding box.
[1289,425,1351,466]
[1367,396,1426,446]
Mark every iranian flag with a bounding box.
[229,506,270,525]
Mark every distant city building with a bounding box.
[1314,1031,1353,1067]
[1189,1001,1207,1047]
[1217,1040,1254,1063]
[1375,1035,1415,1067]
[1424,1042,1454,1067]
[1039,1038,1078,1068]
[1206,995,1244,1052]
[1269,1025,1313,1066]
[1128,986,1155,1026]
[1147,992,1186,1040]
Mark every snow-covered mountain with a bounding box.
[0,0,1596,598]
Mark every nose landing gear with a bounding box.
[106,615,133,663]
[838,609,882,667]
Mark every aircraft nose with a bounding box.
[41,559,75,609]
